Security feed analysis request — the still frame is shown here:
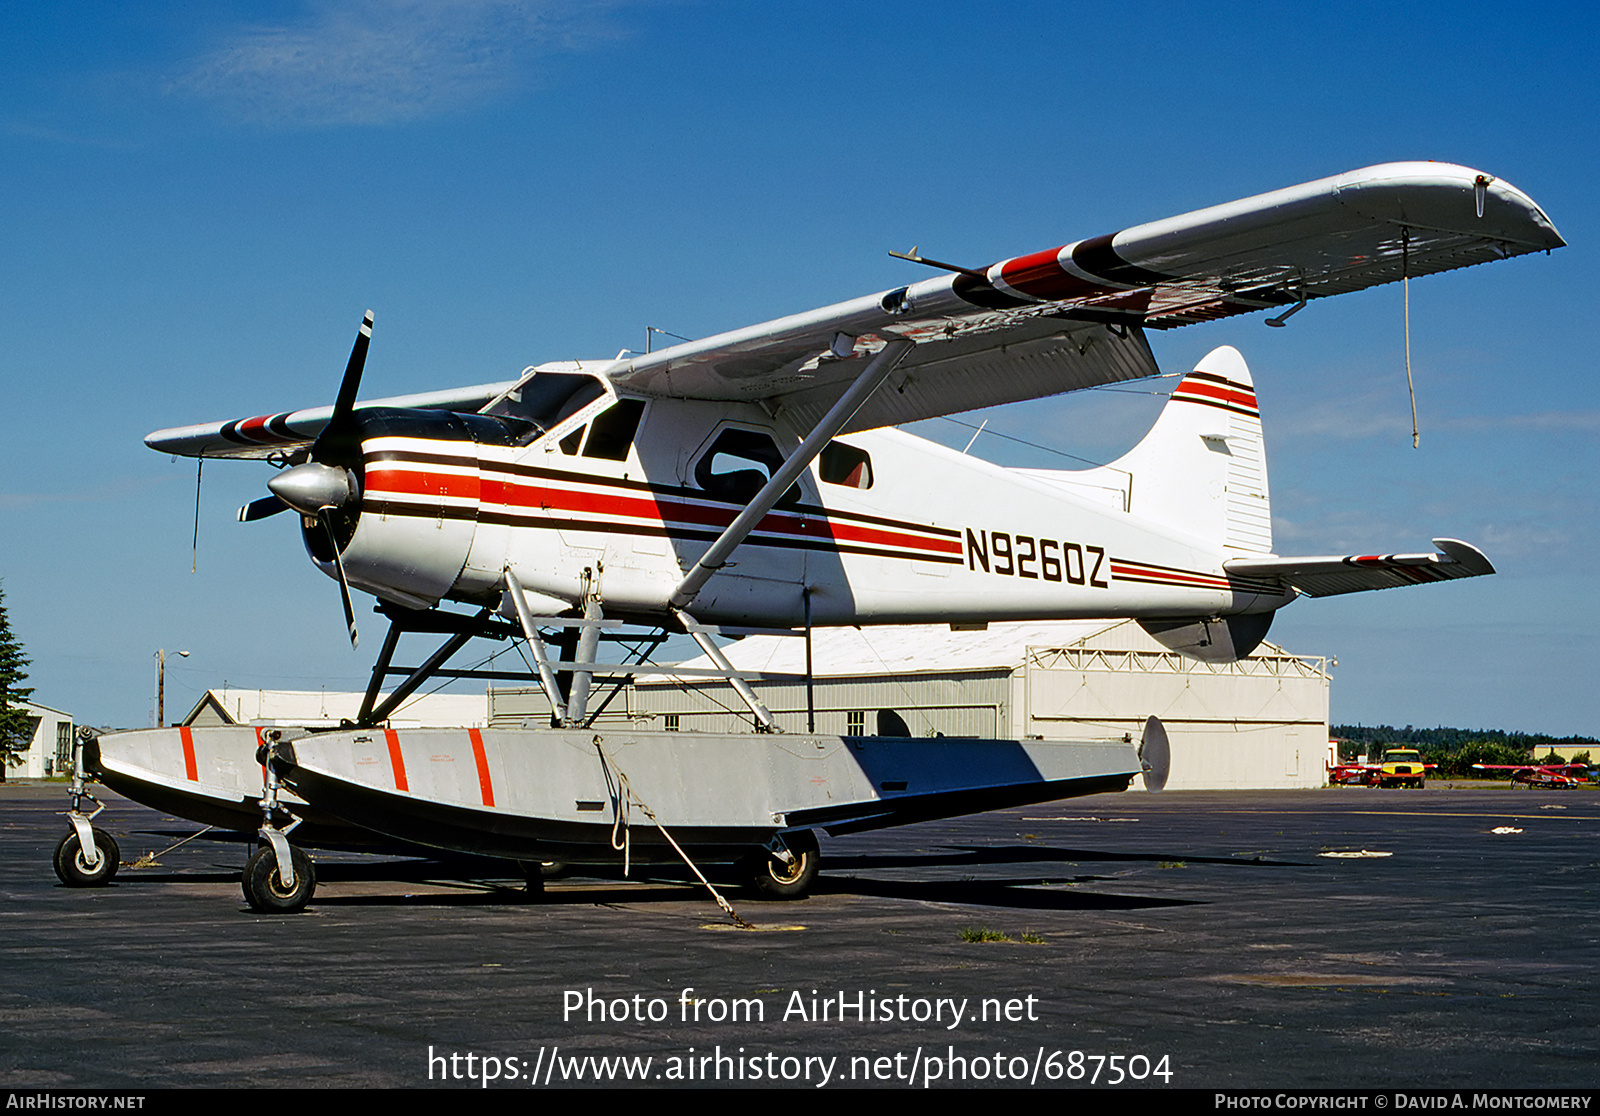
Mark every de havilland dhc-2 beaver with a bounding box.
[59,162,1562,912]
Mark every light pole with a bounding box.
[154,649,189,728]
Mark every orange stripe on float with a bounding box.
[469,728,494,808]
[179,725,198,782]
[385,729,409,792]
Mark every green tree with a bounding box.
[0,583,36,771]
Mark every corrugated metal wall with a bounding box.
[488,621,1330,790]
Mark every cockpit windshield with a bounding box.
[483,370,607,436]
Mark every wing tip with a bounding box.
[1432,538,1495,577]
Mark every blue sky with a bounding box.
[2,1,1595,735]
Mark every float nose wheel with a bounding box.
[56,728,119,887]
[241,731,316,913]
[242,844,316,913]
[53,826,120,887]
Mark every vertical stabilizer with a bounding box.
[1045,346,1272,554]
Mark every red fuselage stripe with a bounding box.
[366,467,964,557]
[1109,561,1232,591]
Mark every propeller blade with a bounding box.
[331,310,374,426]
[319,509,359,649]
[238,495,290,522]
[312,310,374,465]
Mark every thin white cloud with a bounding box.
[170,0,631,127]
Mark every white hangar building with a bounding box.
[488,619,1333,791]
[182,687,489,730]
[4,699,75,780]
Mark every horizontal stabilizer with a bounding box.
[1225,538,1493,598]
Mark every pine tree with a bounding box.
[0,582,36,770]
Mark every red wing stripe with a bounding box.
[385,729,409,792]
[996,246,1107,301]
[469,728,494,808]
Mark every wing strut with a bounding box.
[504,569,568,725]
[672,610,779,732]
[669,337,915,612]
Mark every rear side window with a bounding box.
[818,441,873,489]
[693,428,800,505]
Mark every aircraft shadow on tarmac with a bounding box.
[264,875,1202,913]
[105,839,1306,912]
[95,831,1300,912]
[832,843,1304,870]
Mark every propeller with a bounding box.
[238,495,289,522]
[243,311,375,647]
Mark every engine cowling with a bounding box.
[301,407,531,609]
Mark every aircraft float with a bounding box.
[58,162,1562,912]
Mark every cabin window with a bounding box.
[693,428,801,506]
[583,399,646,461]
[818,441,873,489]
[558,426,586,455]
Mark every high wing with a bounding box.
[598,161,1562,434]
[146,162,1560,458]
[1225,539,1495,598]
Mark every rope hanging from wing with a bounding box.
[1403,228,1420,449]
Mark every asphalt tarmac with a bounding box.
[2,780,1596,1091]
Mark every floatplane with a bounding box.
[59,162,1561,911]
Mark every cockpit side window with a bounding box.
[583,399,646,461]
[693,428,800,506]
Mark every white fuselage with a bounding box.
[324,389,1291,630]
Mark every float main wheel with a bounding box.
[740,829,820,900]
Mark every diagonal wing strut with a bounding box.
[668,337,915,613]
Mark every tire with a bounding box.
[54,827,120,887]
[242,844,316,913]
[740,830,820,900]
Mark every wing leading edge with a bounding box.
[146,381,517,461]
[599,162,1560,431]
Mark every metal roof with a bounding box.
[674,619,1130,678]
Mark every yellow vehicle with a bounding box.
[1376,748,1429,789]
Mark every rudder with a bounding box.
[1105,345,1271,553]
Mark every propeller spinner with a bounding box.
[240,311,375,648]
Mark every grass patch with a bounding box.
[959,927,1012,943]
